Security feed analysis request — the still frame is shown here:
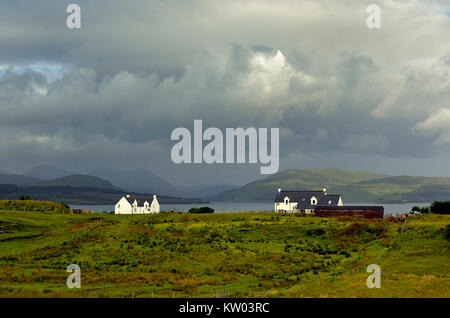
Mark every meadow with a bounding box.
[0,208,448,298]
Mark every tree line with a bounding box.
[412,201,450,214]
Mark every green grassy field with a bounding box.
[0,210,448,298]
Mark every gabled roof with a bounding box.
[124,195,155,207]
[274,190,341,209]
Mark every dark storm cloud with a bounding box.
[0,68,48,99]
[0,0,450,183]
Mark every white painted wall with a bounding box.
[115,196,133,214]
[274,196,298,213]
[150,195,160,213]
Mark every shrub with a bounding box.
[188,207,215,214]
[336,222,386,242]
[412,205,430,214]
[430,201,450,214]
[305,227,326,236]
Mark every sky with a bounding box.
[0,0,450,186]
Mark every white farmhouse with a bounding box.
[274,188,343,214]
[115,194,160,214]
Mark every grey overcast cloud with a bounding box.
[1,0,450,186]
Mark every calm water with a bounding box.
[71,202,430,217]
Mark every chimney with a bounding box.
[153,194,157,200]
[323,188,327,194]
[278,188,281,193]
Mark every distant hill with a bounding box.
[0,168,207,205]
[210,168,450,203]
[90,167,183,196]
[0,173,42,186]
[0,184,23,193]
[179,184,239,198]
[23,164,76,180]
[0,184,206,205]
[34,175,121,190]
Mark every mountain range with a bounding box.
[2,166,450,204]
[90,167,181,195]
[178,184,239,198]
[210,168,450,203]
[0,165,229,204]
[23,164,76,180]
[0,173,42,185]
[0,183,204,205]
[0,166,199,204]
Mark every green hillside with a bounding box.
[0,211,448,297]
[211,169,450,203]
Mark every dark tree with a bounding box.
[430,201,450,214]
[188,206,214,214]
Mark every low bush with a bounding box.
[188,207,215,214]
[430,201,450,215]
[335,222,386,242]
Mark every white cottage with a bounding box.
[115,194,160,214]
[274,188,343,214]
